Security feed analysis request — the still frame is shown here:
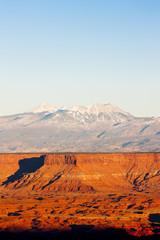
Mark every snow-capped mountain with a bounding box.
[30,103,57,113]
[28,103,133,126]
[0,103,159,152]
[29,102,131,116]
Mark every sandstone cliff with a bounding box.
[0,153,160,193]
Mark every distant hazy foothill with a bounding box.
[0,103,160,152]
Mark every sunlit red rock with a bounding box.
[0,153,160,238]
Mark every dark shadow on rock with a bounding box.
[149,213,160,223]
[41,172,62,190]
[2,155,45,186]
[0,228,158,240]
[149,213,160,233]
[70,224,94,232]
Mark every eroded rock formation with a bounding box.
[1,153,160,193]
[0,153,160,238]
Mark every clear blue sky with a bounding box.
[0,0,160,117]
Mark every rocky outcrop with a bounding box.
[0,153,160,193]
[0,153,160,238]
[44,154,77,165]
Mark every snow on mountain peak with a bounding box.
[85,103,131,116]
[70,105,88,114]
[29,103,57,113]
[59,103,126,115]
[87,103,107,115]
[29,102,131,118]
[104,103,127,112]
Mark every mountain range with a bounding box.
[0,103,160,152]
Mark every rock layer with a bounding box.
[0,153,160,238]
[1,153,160,193]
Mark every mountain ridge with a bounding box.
[29,102,132,116]
[0,103,160,152]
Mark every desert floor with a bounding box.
[0,153,160,239]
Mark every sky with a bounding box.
[0,0,160,117]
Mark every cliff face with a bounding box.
[0,153,160,193]
[0,153,160,238]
